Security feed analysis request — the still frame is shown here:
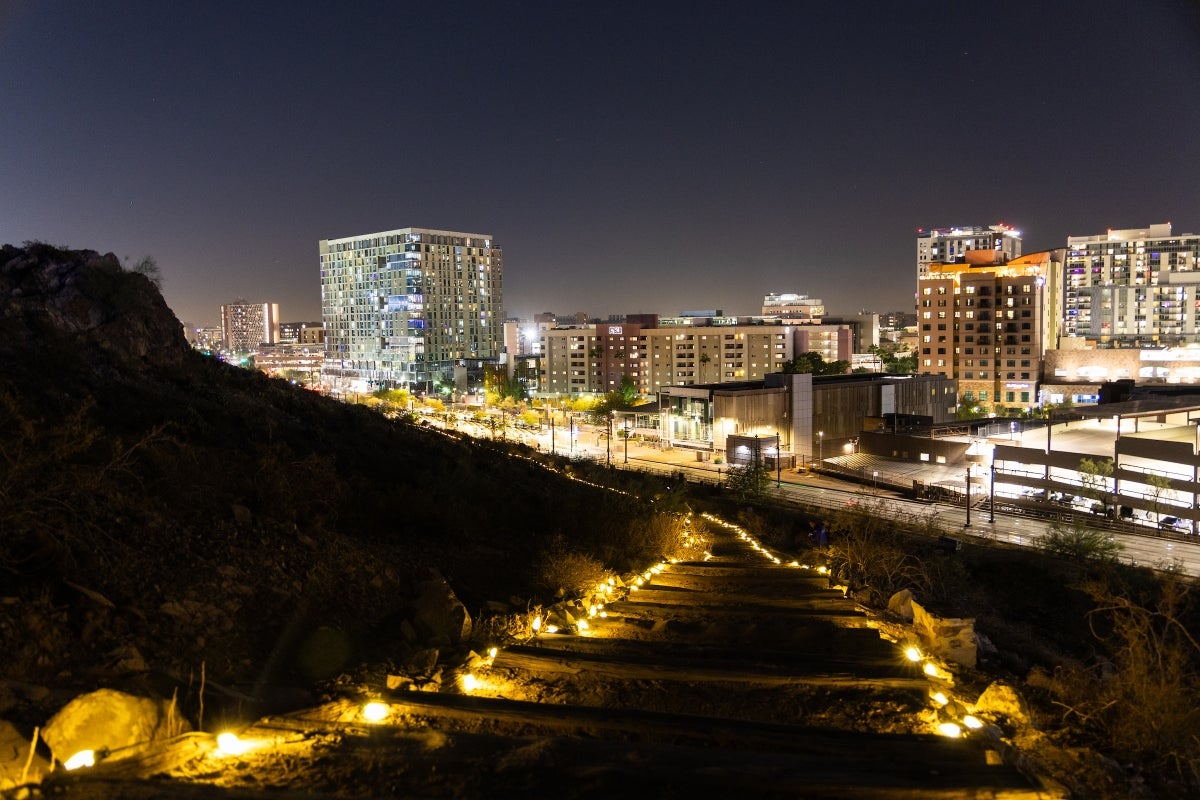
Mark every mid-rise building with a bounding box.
[221,301,280,353]
[279,321,324,345]
[917,249,1063,413]
[184,324,224,352]
[761,293,824,322]
[254,343,324,384]
[538,317,856,397]
[917,224,1021,280]
[1064,222,1200,347]
[318,227,502,390]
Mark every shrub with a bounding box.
[534,535,609,598]
[1039,520,1123,562]
[1048,576,1200,785]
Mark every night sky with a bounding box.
[3,1,1199,327]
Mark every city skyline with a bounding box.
[3,1,1199,326]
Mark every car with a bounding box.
[1091,503,1116,517]
[1158,516,1188,532]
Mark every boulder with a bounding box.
[412,572,472,644]
[974,681,1032,728]
[911,598,977,667]
[887,589,914,622]
[41,689,190,766]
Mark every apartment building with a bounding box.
[1064,222,1200,347]
[538,317,855,397]
[220,300,280,353]
[916,224,1021,281]
[318,227,502,389]
[917,250,1063,412]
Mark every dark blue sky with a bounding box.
[3,1,1199,326]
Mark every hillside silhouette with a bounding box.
[0,242,666,723]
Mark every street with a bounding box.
[504,416,1200,577]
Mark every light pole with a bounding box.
[818,430,824,467]
[606,413,612,466]
[989,458,996,524]
[964,466,972,527]
[624,415,630,464]
[776,441,782,488]
[873,470,879,492]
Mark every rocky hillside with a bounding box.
[0,243,664,728]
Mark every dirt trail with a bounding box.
[35,527,1061,798]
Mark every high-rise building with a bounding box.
[1064,222,1200,347]
[318,227,502,390]
[916,225,1021,280]
[917,250,1063,413]
[220,300,280,353]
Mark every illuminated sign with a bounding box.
[608,326,623,335]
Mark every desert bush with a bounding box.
[534,535,610,598]
[1038,520,1123,562]
[1047,576,1200,786]
[473,605,544,646]
[602,512,708,568]
[823,498,964,607]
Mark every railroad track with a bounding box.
[38,524,1062,798]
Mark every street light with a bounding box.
[873,470,879,492]
[818,430,824,466]
[606,413,612,467]
[964,466,972,527]
[989,458,996,524]
[624,415,630,464]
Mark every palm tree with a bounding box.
[698,352,711,383]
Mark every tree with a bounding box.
[497,374,528,402]
[1146,473,1174,525]
[698,352,712,383]
[1079,457,1115,508]
[866,343,917,374]
[725,459,770,500]
[783,351,850,376]
[126,255,163,289]
[955,394,988,420]
[592,375,639,417]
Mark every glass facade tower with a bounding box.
[319,227,502,389]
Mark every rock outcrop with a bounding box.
[0,243,189,373]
